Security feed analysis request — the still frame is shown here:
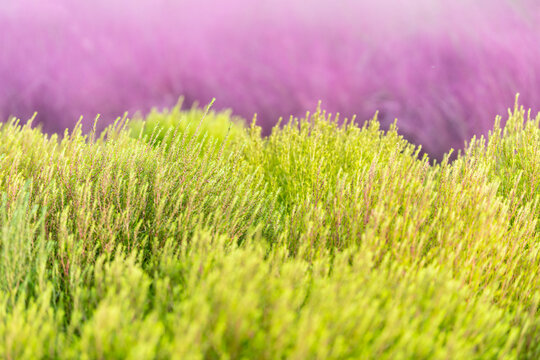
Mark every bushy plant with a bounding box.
[128,99,248,154]
[0,100,538,358]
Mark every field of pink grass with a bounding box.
[1,0,540,158]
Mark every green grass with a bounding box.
[0,97,538,359]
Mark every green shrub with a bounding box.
[128,99,248,155]
[0,99,538,358]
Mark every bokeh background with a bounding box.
[1,0,539,159]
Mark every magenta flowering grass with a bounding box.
[1,0,540,158]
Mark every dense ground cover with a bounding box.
[0,99,538,358]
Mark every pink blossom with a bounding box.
[1,0,539,158]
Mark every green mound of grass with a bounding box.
[0,98,538,359]
[128,99,249,155]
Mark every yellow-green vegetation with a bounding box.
[0,99,538,359]
[129,99,248,154]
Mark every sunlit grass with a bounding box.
[0,97,538,358]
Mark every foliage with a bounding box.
[0,100,538,358]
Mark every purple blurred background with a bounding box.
[1,0,539,158]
